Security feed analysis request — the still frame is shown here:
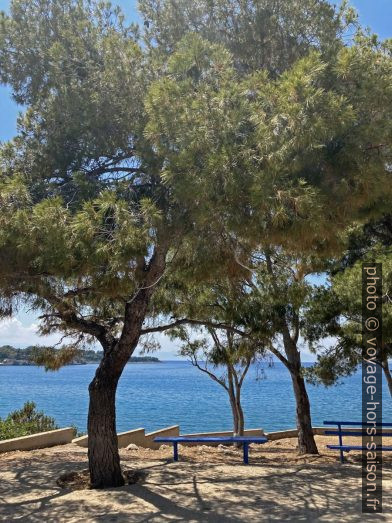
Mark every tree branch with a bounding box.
[238,357,252,388]
[190,354,229,392]
[140,318,247,336]
[267,344,290,367]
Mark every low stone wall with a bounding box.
[265,427,327,440]
[178,428,264,446]
[72,424,392,451]
[72,425,180,449]
[264,426,392,440]
[265,429,299,440]
[72,428,147,449]
[72,426,261,449]
[144,425,180,450]
[72,434,88,448]
[0,427,74,453]
[118,428,146,448]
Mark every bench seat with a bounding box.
[325,430,392,437]
[154,436,268,464]
[324,420,392,463]
[328,445,392,451]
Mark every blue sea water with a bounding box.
[0,361,390,434]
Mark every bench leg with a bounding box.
[338,423,344,464]
[243,443,249,465]
[173,442,178,462]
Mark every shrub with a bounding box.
[0,401,58,440]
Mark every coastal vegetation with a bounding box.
[0,345,160,366]
[0,0,391,489]
[0,401,58,440]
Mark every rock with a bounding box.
[159,444,170,450]
[126,443,139,451]
[218,444,231,452]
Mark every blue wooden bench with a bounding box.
[154,436,268,464]
[323,420,392,463]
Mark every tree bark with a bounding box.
[87,243,167,488]
[283,334,318,455]
[381,354,392,398]
[227,367,245,442]
[228,370,240,435]
[88,332,142,488]
[235,387,245,436]
[236,400,244,436]
[229,395,240,435]
[290,369,318,454]
[88,366,123,488]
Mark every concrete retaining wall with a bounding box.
[72,425,180,449]
[178,428,264,446]
[0,427,74,453]
[265,427,327,440]
[4,423,383,453]
[72,425,263,449]
[265,429,299,440]
[73,428,147,449]
[145,425,180,449]
[71,434,88,448]
[264,426,392,440]
[118,428,146,448]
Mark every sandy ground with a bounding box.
[1,436,392,522]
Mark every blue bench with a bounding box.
[154,436,268,464]
[323,420,392,463]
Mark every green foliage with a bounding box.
[302,231,392,386]
[0,402,58,440]
[31,346,82,371]
[139,0,353,74]
[145,31,392,255]
[0,0,391,364]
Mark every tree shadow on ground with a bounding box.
[0,450,391,522]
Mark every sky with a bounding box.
[0,0,391,357]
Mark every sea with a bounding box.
[0,361,390,434]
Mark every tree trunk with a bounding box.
[229,393,239,435]
[290,369,318,454]
[87,244,167,488]
[282,330,318,455]
[227,367,243,437]
[230,400,239,436]
[235,387,245,436]
[381,354,392,398]
[88,366,123,488]
[236,401,244,436]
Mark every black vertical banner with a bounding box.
[362,263,383,513]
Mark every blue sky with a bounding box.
[0,0,390,355]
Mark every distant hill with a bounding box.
[0,345,160,365]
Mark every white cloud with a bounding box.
[0,317,62,348]
[0,315,183,358]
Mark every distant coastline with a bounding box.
[0,345,160,366]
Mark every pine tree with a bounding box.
[0,0,391,485]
